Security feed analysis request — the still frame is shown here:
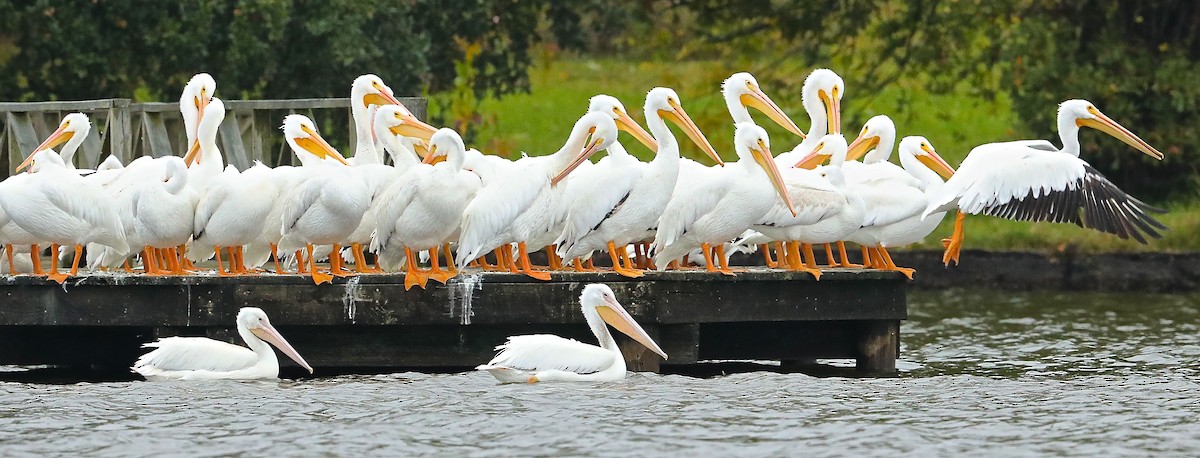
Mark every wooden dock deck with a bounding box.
[0,269,907,377]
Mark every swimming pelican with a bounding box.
[133,307,313,381]
[557,88,719,277]
[924,99,1167,265]
[455,112,618,279]
[372,128,481,288]
[278,115,370,284]
[653,123,797,273]
[477,284,667,383]
[850,136,956,278]
[0,150,128,283]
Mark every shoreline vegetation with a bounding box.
[473,56,1200,254]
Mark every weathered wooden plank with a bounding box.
[219,111,250,169]
[0,99,117,112]
[109,99,133,164]
[855,320,899,373]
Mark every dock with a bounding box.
[0,269,907,377]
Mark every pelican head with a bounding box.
[794,133,848,170]
[423,128,466,166]
[18,149,66,173]
[899,136,955,179]
[581,284,667,360]
[181,74,216,141]
[551,112,619,185]
[645,87,722,166]
[20,113,91,171]
[722,72,805,138]
[801,69,845,135]
[183,97,226,166]
[847,115,896,163]
[1060,99,1163,160]
[375,104,437,144]
[735,122,797,217]
[238,307,313,374]
[282,114,350,166]
[354,75,438,141]
[588,94,658,151]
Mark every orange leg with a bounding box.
[942,212,966,266]
[142,245,158,275]
[759,243,777,268]
[307,244,333,285]
[214,247,236,277]
[67,244,82,277]
[666,260,680,270]
[517,242,551,281]
[402,246,429,290]
[428,245,452,284]
[607,241,643,278]
[546,245,564,271]
[46,243,70,284]
[571,258,588,272]
[123,259,133,273]
[877,246,915,280]
[30,244,43,275]
[351,243,375,273]
[823,243,837,268]
[166,247,182,275]
[329,244,353,277]
[295,250,308,274]
[502,245,518,274]
[442,243,458,279]
[785,241,821,279]
[701,243,717,273]
[836,241,862,268]
[714,244,736,276]
[271,244,284,274]
[861,246,874,268]
[5,244,15,275]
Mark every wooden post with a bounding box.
[855,320,899,373]
[109,99,132,164]
[616,325,664,373]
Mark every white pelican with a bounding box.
[842,115,919,188]
[924,99,1167,265]
[477,284,667,383]
[455,112,618,279]
[124,156,199,275]
[133,307,313,381]
[278,115,369,284]
[372,128,481,289]
[557,88,719,277]
[652,123,797,273]
[534,94,660,271]
[849,136,956,278]
[0,113,92,274]
[780,69,845,165]
[340,104,437,273]
[0,150,128,283]
[180,73,216,156]
[750,135,863,278]
[348,74,421,164]
[190,164,278,276]
[181,97,228,192]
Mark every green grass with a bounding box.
[472,56,1197,253]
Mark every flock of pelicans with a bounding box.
[3,68,1169,381]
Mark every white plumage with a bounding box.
[133,307,313,381]
[477,284,666,383]
[924,100,1166,265]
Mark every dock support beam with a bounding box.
[855,320,899,374]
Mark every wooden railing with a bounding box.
[0,97,427,176]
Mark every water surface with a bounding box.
[1,289,1197,456]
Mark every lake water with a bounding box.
[1,289,1198,456]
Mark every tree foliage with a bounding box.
[0,0,574,101]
